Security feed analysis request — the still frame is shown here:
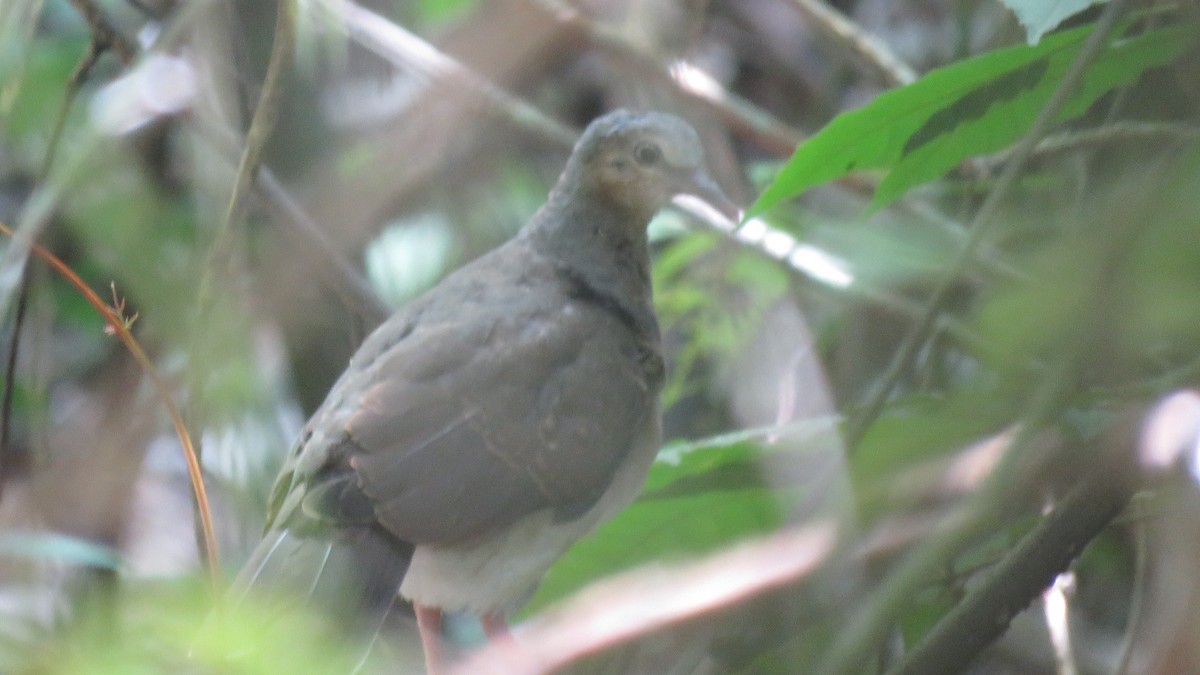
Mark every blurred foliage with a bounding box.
[414,0,479,29]
[2,36,83,168]
[528,423,836,613]
[9,580,372,674]
[0,0,1198,673]
[654,228,790,408]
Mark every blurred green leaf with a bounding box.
[802,215,960,289]
[749,22,1192,215]
[900,585,958,647]
[654,232,791,406]
[0,35,85,165]
[21,580,382,675]
[653,229,719,280]
[973,143,1200,384]
[415,0,477,27]
[852,389,1019,503]
[727,251,789,299]
[527,487,784,614]
[1116,147,1200,364]
[527,445,772,613]
[527,420,836,613]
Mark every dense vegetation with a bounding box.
[1,0,1198,673]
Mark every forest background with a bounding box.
[1,0,1199,673]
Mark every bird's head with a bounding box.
[567,110,737,224]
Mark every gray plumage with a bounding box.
[238,110,734,666]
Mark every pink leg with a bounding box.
[414,603,444,675]
[481,612,511,641]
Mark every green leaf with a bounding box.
[29,579,379,675]
[851,389,1019,505]
[652,230,719,281]
[748,22,1193,216]
[526,487,784,614]
[999,0,1108,45]
[525,420,838,613]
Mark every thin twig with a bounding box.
[0,6,225,577]
[844,0,1131,452]
[1113,512,1148,675]
[788,0,917,87]
[0,221,220,584]
[0,272,31,500]
[188,0,295,420]
[40,41,102,184]
[988,122,1200,165]
[197,109,390,325]
[186,0,294,572]
[337,0,576,146]
[193,0,296,316]
[256,169,392,325]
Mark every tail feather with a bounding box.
[234,529,289,599]
[234,525,421,671]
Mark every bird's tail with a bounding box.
[233,525,420,672]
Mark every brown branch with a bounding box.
[887,389,1200,675]
[887,461,1133,674]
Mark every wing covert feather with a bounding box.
[344,297,658,544]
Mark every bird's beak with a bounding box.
[677,171,742,223]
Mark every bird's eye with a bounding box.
[634,142,662,166]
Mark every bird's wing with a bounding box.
[272,268,662,545]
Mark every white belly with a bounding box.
[399,411,661,614]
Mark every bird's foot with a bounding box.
[415,603,445,675]
[481,612,511,641]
